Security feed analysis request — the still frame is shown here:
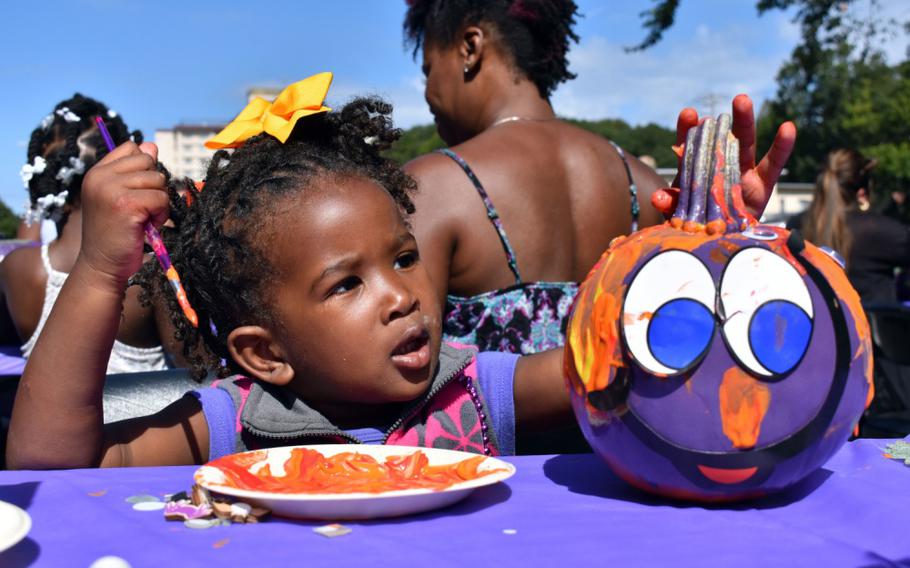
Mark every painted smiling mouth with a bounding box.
[390,327,431,370]
[696,465,759,484]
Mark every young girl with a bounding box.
[6,87,572,469]
[0,94,175,374]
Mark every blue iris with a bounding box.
[648,298,715,371]
[748,300,812,375]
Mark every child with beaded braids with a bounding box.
[7,75,576,469]
[0,94,173,374]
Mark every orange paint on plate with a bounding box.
[207,449,503,494]
[718,367,771,449]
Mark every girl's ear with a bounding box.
[227,326,294,386]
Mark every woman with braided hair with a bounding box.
[0,94,175,373]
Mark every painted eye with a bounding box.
[719,247,814,377]
[623,251,716,376]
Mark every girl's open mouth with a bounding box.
[391,328,431,371]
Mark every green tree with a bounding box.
[0,200,20,239]
[756,13,910,198]
[384,125,445,165]
[387,119,677,167]
[632,0,910,199]
[630,0,852,52]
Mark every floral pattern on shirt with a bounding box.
[444,282,579,354]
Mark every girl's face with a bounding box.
[263,175,442,419]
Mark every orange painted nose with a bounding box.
[718,367,771,449]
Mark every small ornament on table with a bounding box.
[883,441,910,466]
[164,484,269,525]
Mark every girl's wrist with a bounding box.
[70,255,129,299]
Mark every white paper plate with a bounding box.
[0,501,31,552]
[194,445,515,520]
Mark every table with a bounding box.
[0,241,38,263]
[0,438,907,567]
[0,346,25,377]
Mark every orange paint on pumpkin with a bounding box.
[696,465,758,484]
[718,367,771,449]
[682,220,704,233]
[706,219,726,235]
[566,226,672,407]
[709,146,737,230]
[567,223,727,408]
[729,183,757,226]
[801,243,874,407]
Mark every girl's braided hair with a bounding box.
[404,0,580,99]
[134,97,416,381]
[25,94,142,227]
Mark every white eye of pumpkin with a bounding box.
[623,250,716,376]
[719,247,814,377]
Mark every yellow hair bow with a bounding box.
[205,72,333,149]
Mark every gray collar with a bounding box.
[239,343,474,440]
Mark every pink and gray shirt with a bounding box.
[190,344,518,459]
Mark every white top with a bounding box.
[20,245,168,374]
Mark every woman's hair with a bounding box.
[135,97,416,381]
[801,148,876,263]
[23,94,142,227]
[404,0,580,99]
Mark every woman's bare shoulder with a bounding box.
[403,151,456,179]
[403,150,480,214]
[0,246,44,290]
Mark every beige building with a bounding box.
[154,124,223,182]
[155,87,282,181]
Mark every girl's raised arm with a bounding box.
[6,142,207,469]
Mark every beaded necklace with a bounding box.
[459,374,493,455]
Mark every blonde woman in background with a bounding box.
[788,149,910,305]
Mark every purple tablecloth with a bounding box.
[0,346,25,376]
[0,438,907,567]
[0,240,38,262]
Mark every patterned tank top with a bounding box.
[438,143,639,354]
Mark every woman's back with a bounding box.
[407,119,664,300]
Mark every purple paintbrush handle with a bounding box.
[95,116,116,151]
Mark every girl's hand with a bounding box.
[651,94,797,220]
[79,142,169,291]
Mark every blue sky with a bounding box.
[0,0,905,213]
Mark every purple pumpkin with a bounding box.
[564,115,873,501]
